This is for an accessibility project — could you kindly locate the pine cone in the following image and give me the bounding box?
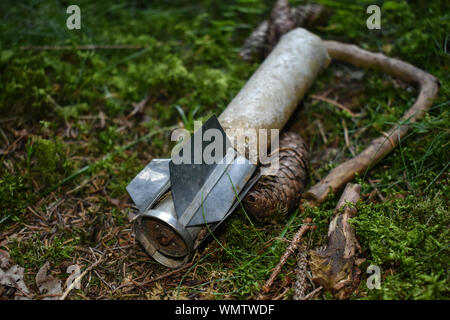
[242,132,308,218]
[240,1,330,61]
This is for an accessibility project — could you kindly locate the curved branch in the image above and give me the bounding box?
[304,40,439,205]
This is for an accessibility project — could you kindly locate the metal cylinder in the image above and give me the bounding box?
[219,28,330,152]
[135,194,202,268]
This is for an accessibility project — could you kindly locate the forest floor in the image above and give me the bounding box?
[0,0,448,300]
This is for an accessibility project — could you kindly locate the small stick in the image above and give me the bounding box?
[273,287,289,300]
[342,119,356,157]
[112,260,194,292]
[369,179,386,202]
[139,260,194,286]
[262,218,313,293]
[315,120,328,144]
[311,94,359,117]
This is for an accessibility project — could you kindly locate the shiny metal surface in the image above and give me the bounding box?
[126,158,170,211]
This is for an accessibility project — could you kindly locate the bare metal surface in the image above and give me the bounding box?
[126,158,170,211]
[187,153,256,226]
[170,116,232,223]
[145,219,188,257]
[133,153,256,268]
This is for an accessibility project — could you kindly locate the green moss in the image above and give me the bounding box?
[0,173,31,226]
[26,136,69,187]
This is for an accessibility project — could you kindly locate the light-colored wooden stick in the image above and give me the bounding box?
[60,255,105,300]
[304,41,439,205]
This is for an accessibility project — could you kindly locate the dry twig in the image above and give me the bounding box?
[262,218,314,293]
[292,246,309,300]
[112,260,194,293]
[60,254,105,300]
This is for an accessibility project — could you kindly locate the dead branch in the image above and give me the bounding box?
[139,260,194,286]
[262,218,314,294]
[304,41,439,205]
[309,183,361,299]
[112,260,194,293]
[310,94,360,117]
[292,246,309,300]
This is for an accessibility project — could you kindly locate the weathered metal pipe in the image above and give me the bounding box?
[220,28,329,156]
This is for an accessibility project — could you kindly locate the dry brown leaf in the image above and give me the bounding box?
[36,262,62,300]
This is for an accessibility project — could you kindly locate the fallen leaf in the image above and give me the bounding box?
[65,264,81,291]
[0,265,31,299]
[35,262,62,300]
[0,249,10,269]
